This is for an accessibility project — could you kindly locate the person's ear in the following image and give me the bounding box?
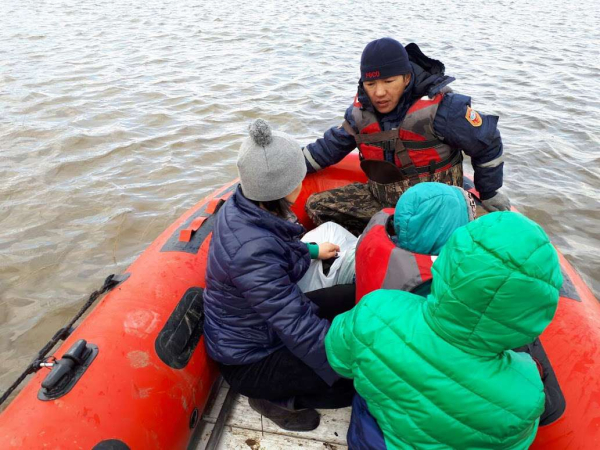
[404,74,412,86]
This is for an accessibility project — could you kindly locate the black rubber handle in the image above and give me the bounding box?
[63,339,88,364]
[41,339,89,390]
[41,358,76,390]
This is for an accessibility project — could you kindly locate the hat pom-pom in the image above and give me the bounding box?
[249,119,273,147]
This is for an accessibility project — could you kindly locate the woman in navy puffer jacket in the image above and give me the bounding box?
[204,119,355,432]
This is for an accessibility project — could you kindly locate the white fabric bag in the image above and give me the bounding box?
[297,222,358,293]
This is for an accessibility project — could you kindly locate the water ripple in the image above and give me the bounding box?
[1,0,599,390]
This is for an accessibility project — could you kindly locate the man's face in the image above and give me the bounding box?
[363,74,411,114]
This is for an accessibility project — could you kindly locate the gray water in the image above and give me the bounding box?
[1,0,599,394]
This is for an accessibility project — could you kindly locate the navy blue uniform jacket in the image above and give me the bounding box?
[203,186,339,385]
[304,44,504,199]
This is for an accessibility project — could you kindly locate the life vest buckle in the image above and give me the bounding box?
[398,165,419,178]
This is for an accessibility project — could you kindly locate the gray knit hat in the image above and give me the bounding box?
[237,119,307,202]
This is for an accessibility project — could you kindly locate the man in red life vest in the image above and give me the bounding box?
[303,38,510,235]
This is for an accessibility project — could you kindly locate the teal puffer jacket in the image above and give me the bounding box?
[393,181,473,255]
[326,212,563,449]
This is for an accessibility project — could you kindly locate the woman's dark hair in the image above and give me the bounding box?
[240,187,294,219]
[256,198,293,218]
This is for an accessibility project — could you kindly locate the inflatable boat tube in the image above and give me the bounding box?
[0,154,598,449]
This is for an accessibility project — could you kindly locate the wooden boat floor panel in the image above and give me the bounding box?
[194,384,351,449]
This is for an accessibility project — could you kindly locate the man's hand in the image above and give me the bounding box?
[318,242,341,260]
[481,191,511,212]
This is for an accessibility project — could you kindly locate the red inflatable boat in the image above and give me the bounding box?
[0,154,598,449]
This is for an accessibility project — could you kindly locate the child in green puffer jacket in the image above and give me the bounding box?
[326,211,563,449]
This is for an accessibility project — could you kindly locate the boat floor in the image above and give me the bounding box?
[193,382,351,449]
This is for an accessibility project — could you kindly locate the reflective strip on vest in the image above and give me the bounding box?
[355,209,434,303]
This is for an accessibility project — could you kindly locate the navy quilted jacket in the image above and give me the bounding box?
[203,186,339,385]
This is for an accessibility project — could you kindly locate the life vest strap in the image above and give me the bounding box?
[344,120,445,149]
[394,138,416,173]
[402,139,445,149]
[398,148,462,178]
[361,149,462,186]
[354,129,399,145]
[365,148,462,181]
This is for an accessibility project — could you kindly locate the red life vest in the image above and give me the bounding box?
[355,209,434,303]
[345,89,461,180]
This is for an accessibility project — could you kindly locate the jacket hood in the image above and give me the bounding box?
[394,183,471,255]
[405,43,455,97]
[356,42,455,118]
[424,212,563,355]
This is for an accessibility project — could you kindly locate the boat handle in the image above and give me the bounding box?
[38,339,99,401]
[41,339,89,390]
[179,217,207,243]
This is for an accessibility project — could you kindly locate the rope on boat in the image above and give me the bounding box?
[0,274,119,407]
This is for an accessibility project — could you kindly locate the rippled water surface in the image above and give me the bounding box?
[1,0,599,393]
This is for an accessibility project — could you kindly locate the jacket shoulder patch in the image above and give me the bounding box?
[465,106,482,127]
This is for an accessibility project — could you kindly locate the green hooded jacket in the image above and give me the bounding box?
[326,212,562,449]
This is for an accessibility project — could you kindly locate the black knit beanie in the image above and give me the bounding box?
[360,37,411,82]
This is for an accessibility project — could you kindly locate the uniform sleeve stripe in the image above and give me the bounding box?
[303,147,323,171]
[477,155,504,168]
